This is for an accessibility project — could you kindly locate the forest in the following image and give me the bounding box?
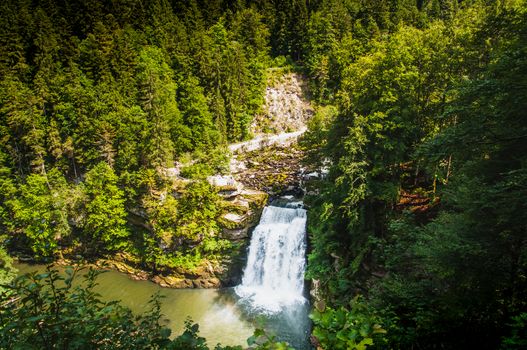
[1,0,526,349]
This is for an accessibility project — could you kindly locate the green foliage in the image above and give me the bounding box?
[247,328,294,350]
[141,179,228,271]
[7,169,71,258]
[501,313,527,350]
[0,267,176,349]
[82,162,130,252]
[0,267,292,350]
[0,245,17,294]
[300,105,337,165]
[176,181,219,241]
[0,0,271,270]
[304,1,527,349]
[2,1,527,348]
[179,147,230,180]
[310,297,387,350]
[169,319,209,350]
[137,46,181,167]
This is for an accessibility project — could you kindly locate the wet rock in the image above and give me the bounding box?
[192,278,221,288]
[240,190,268,210]
[152,275,193,288]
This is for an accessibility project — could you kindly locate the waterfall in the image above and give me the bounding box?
[235,205,307,314]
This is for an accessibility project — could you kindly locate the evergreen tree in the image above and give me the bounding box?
[137,46,182,167]
[82,162,129,252]
[7,169,70,258]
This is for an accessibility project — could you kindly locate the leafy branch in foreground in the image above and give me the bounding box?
[0,267,293,350]
[310,296,387,350]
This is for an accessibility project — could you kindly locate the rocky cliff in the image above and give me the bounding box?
[251,70,313,135]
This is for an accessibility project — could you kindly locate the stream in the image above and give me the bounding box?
[14,204,312,349]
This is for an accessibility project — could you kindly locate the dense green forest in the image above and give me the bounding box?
[0,0,275,270]
[1,0,526,349]
[301,0,527,349]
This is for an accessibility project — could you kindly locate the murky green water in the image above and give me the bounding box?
[14,263,311,349]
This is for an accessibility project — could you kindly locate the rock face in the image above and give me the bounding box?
[218,189,267,232]
[251,71,313,135]
[228,71,312,198]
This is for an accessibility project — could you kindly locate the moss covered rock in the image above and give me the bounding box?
[218,213,248,230]
[240,189,268,210]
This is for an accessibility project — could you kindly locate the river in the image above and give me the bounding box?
[14,205,312,349]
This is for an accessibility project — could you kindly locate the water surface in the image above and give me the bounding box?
[15,263,253,348]
[15,262,311,349]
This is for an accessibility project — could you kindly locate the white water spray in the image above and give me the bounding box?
[235,206,307,313]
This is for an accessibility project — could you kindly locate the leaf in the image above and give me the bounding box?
[159,327,171,338]
[372,324,387,334]
[354,337,373,350]
[253,328,265,337]
[247,335,257,346]
[359,323,371,337]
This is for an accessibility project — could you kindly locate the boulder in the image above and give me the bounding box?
[218,212,248,230]
[222,198,250,215]
[240,189,268,210]
[207,175,243,199]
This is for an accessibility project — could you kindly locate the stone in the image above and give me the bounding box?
[240,189,268,209]
[221,227,249,240]
[224,198,250,212]
[207,175,240,191]
[192,278,221,288]
[218,189,240,199]
[218,212,247,230]
[152,275,193,288]
[164,166,181,178]
[188,264,214,279]
[304,171,320,180]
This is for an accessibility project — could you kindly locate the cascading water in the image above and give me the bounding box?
[235,205,308,314]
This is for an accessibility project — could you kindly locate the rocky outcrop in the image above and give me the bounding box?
[251,71,313,135]
[152,275,195,288]
[230,143,306,197]
[216,181,268,241]
[228,70,312,198]
[92,251,243,289]
[228,128,306,154]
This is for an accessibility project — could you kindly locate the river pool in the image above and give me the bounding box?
[14,263,312,349]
